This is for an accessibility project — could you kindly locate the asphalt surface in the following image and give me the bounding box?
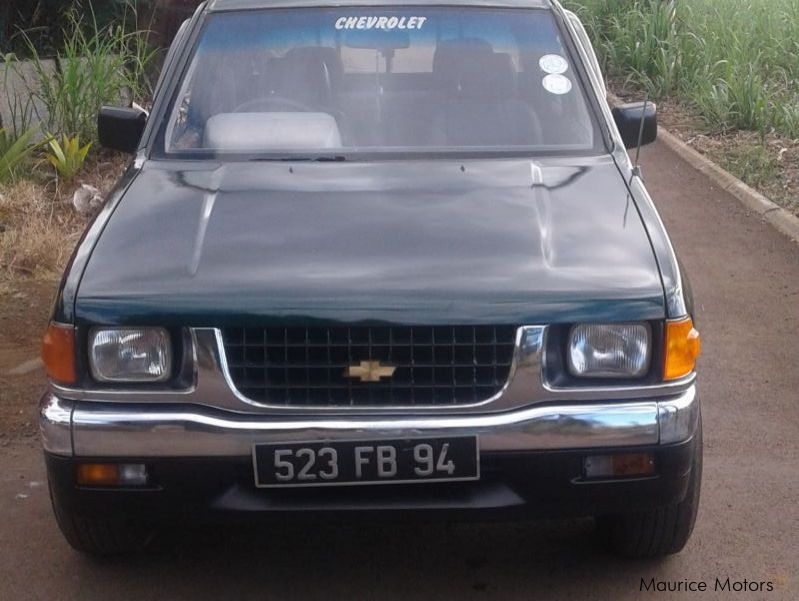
[1,140,798,600]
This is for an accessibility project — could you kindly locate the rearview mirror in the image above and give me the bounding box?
[98,106,147,154]
[612,101,657,149]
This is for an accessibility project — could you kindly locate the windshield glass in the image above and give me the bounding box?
[163,7,603,157]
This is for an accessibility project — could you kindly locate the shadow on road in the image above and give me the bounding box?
[64,519,668,599]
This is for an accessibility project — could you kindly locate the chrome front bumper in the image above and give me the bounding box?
[40,385,699,457]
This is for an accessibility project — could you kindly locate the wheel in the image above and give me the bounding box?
[49,483,156,556]
[597,417,702,558]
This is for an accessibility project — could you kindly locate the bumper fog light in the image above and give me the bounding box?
[76,463,148,487]
[584,453,654,478]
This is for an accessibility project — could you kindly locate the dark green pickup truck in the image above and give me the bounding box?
[40,0,702,558]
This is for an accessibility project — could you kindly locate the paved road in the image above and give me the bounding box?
[1,140,798,600]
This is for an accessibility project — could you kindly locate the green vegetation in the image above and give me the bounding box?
[16,3,155,141]
[715,143,779,191]
[0,1,154,185]
[1,1,156,280]
[566,0,799,138]
[0,0,156,56]
[45,134,92,181]
[0,128,38,184]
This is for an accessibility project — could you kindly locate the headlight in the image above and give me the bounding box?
[568,323,650,378]
[89,327,172,383]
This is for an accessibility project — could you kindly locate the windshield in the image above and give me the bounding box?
[162,7,603,158]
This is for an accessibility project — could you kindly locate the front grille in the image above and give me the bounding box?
[221,326,518,406]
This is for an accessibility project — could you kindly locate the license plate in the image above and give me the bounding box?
[253,436,479,488]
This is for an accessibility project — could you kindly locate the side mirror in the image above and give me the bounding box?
[612,101,657,149]
[98,106,147,154]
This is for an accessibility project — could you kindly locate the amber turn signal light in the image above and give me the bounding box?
[663,317,700,380]
[42,323,76,384]
[584,453,655,478]
[76,463,148,487]
[76,463,119,486]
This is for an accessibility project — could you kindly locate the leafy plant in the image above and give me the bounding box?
[45,134,93,181]
[16,1,157,141]
[0,127,37,184]
[566,0,799,138]
[2,53,37,138]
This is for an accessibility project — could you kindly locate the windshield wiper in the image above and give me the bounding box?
[249,155,347,162]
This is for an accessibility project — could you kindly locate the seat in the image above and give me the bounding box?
[431,52,542,147]
[259,48,351,142]
[432,38,494,92]
[264,54,334,109]
[283,47,344,94]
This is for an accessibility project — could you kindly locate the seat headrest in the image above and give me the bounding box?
[284,46,343,88]
[267,53,334,107]
[432,38,493,75]
[457,53,516,99]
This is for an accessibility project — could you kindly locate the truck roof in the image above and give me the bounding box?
[207,0,551,12]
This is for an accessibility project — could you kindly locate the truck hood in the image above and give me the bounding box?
[76,156,665,325]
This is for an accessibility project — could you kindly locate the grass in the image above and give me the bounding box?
[0,152,127,279]
[567,0,799,216]
[1,53,37,138]
[718,144,779,190]
[0,1,156,282]
[0,128,39,184]
[0,179,82,278]
[12,2,156,141]
[566,0,799,139]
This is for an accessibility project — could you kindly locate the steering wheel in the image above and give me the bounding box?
[233,96,316,113]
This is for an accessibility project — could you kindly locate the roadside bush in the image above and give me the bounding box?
[45,134,92,182]
[1,0,157,56]
[0,128,38,184]
[566,0,799,139]
[0,150,128,279]
[575,0,681,98]
[2,53,37,138]
[9,1,156,142]
[0,2,156,283]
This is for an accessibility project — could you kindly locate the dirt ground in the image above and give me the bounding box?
[0,278,54,438]
[0,153,127,438]
[0,140,798,599]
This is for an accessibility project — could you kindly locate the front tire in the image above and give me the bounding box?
[49,484,156,556]
[597,418,702,558]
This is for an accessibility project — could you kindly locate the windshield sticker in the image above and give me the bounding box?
[539,54,569,74]
[542,73,572,95]
[335,16,428,30]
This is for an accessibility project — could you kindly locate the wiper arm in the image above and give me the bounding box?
[249,155,347,162]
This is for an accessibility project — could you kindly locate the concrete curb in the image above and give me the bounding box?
[609,94,799,244]
[657,128,799,244]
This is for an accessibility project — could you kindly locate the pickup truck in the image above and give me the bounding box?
[40,0,702,557]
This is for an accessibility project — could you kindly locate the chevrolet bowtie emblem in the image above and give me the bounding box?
[343,360,396,382]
